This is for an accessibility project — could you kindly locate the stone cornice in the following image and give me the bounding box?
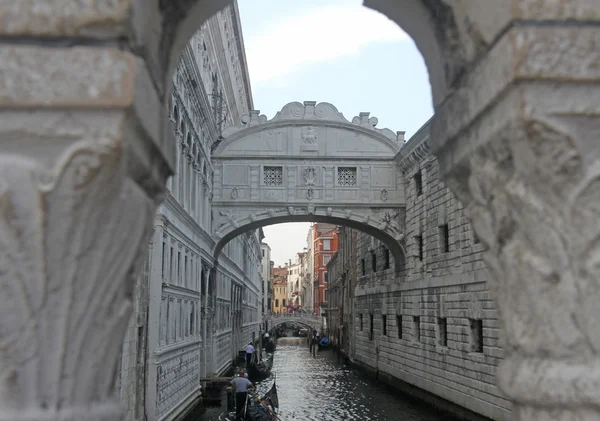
[231,1,254,111]
[397,118,432,174]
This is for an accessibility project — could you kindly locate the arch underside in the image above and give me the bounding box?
[213,209,406,272]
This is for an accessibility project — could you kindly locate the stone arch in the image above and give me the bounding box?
[267,319,316,333]
[160,0,472,107]
[213,211,406,273]
[5,2,596,421]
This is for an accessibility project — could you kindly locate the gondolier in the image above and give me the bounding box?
[245,342,255,367]
[231,370,253,421]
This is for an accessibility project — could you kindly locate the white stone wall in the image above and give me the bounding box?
[351,124,510,421]
[117,3,260,421]
[260,243,272,318]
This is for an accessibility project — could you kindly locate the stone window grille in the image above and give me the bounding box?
[413,316,421,342]
[397,315,403,339]
[469,319,484,352]
[414,236,424,261]
[414,170,423,196]
[437,317,448,347]
[383,248,390,270]
[337,167,357,186]
[439,224,450,253]
[382,315,387,336]
[264,166,283,185]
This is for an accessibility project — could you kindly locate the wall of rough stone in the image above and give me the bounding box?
[351,128,510,421]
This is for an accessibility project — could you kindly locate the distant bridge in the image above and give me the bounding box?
[265,313,321,332]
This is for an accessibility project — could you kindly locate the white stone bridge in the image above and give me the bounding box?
[265,313,322,332]
[211,101,407,270]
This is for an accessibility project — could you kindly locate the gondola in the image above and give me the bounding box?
[247,353,274,382]
[245,377,280,421]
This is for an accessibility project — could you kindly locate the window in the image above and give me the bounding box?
[275,299,279,307]
[437,318,448,347]
[439,224,450,253]
[162,242,166,278]
[413,316,421,342]
[383,248,390,270]
[469,319,484,352]
[177,252,181,283]
[190,305,195,335]
[264,166,283,185]
[360,314,363,331]
[397,315,403,339]
[414,170,423,196]
[323,272,328,283]
[371,253,377,272]
[170,247,174,281]
[472,225,480,244]
[361,259,366,276]
[282,299,286,307]
[382,315,387,336]
[415,236,424,261]
[369,314,374,340]
[262,250,265,257]
[337,167,357,186]
[184,256,188,287]
[324,290,328,302]
[323,255,331,265]
[323,240,331,251]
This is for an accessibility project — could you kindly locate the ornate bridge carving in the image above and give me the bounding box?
[211,101,407,270]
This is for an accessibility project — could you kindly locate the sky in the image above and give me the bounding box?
[237,0,433,266]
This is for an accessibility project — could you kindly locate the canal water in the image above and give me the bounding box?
[188,337,458,421]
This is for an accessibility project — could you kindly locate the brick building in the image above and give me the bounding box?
[309,223,339,316]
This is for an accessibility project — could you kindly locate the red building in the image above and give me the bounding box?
[311,223,339,316]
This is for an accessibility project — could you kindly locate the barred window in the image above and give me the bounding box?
[264,166,283,185]
[337,167,357,186]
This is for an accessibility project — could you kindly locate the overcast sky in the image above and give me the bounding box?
[237,0,433,266]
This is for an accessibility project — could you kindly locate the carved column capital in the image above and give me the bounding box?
[442,113,600,417]
[0,44,170,421]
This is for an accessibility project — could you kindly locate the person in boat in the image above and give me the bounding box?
[310,333,318,358]
[244,343,255,367]
[231,370,254,421]
[265,337,275,354]
[319,336,330,347]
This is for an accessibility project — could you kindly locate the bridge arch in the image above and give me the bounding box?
[213,209,406,272]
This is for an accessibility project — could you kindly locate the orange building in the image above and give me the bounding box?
[311,224,339,316]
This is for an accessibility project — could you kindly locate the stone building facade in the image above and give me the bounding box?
[260,242,272,319]
[340,121,509,421]
[116,4,263,421]
[326,226,358,354]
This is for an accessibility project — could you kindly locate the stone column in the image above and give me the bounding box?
[0,38,171,421]
[145,219,167,421]
[432,17,600,421]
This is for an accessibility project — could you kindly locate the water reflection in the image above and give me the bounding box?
[193,337,458,421]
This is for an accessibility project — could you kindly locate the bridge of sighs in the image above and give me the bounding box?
[211,101,407,270]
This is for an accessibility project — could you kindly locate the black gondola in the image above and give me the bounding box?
[245,377,279,420]
[247,353,274,382]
